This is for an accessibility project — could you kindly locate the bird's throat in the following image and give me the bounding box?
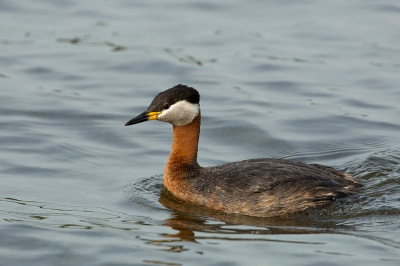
[164,112,201,183]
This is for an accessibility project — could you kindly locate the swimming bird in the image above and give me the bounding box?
[125,85,361,217]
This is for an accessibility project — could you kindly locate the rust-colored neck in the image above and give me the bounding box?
[164,112,201,187]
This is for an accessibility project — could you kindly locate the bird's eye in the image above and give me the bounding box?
[163,104,169,110]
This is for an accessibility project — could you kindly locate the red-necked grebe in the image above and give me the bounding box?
[125,84,361,217]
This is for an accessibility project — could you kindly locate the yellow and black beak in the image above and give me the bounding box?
[124,111,162,126]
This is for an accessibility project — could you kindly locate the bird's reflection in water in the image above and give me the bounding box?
[158,187,345,243]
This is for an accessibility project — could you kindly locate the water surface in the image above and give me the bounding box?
[1,0,400,265]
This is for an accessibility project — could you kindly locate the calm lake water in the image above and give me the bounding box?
[1,0,400,265]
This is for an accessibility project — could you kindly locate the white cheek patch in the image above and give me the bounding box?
[157,101,199,126]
